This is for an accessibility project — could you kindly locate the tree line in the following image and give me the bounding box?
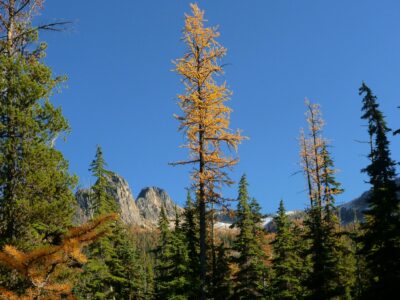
[0,1,399,299]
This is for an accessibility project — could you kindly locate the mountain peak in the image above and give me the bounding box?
[136,186,180,225]
[75,174,181,227]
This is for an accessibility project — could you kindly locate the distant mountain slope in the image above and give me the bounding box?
[338,178,400,224]
[75,174,399,229]
[75,173,180,227]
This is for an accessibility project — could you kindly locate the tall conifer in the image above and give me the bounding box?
[0,0,77,291]
[271,200,303,299]
[172,5,244,297]
[211,243,232,300]
[76,147,143,300]
[182,191,200,297]
[154,206,190,300]
[231,175,266,299]
[0,0,76,249]
[359,83,400,298]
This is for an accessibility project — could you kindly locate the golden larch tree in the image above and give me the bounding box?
[299,100,342,211]
[299,100,353,299]
[173,4,244,297]
[0,214,117,300]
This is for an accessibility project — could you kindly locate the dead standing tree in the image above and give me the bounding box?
[0,0,70,56]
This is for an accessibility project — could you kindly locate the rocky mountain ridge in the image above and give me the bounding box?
[76,173,180,228]
[76,173,399,229]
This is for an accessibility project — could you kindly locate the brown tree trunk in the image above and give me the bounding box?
[199,125,207,300]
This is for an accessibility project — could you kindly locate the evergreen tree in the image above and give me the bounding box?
[0,0,77,291]
[271,200,303,299]
[0,0,76,249]
[89,145,118,215]
[359,83,400,298]
[75,147,144,300]
[211,243,232,300]
[154,206,189,300]
[231,175,266,299]
[181,190,201,298]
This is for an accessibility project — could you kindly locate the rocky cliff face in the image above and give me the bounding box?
[106,174,145,225]
[75,173,180,227]
[136,187,180,226]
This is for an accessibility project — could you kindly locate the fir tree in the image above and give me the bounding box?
[211,243,232,300]
[271,200,303,299]
[359,83,400,298]
[154,206,189,300]
[76,148,144,300]
[89,145,118,215]
[231,175,266,299]
[181,190,201,298]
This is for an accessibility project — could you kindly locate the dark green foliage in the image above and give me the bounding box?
[210,243,232,300]
[75,148,146,299]
[0,21,76,250]
[359,83,400,298]
[300,101,356,299]
[304,146,355,299]
[231,175,267,299]
[347,218,369,299]
[76,222,146,299]
[89,145,118,216]
[271,200,303,299]
[154,206,190,300]
[181,191,201,298]
[0,4,77,291]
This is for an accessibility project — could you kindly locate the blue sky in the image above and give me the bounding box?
[38,0,400,212]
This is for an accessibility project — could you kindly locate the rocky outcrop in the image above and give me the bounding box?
[136,187,181,226]
[106,174,145,226]
[75,173,180,228]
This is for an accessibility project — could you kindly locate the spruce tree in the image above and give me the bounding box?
[211,243,232,300]
[76,147,144,300]
[154,206,189,300]
[89,145,118,215]
[231,175,266,299]
[181,191,201,298]
[271,200,302,299]
[359,83,400,298]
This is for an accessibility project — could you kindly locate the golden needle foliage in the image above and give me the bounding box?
[299,100,342,208]
[0,214,117,300]
[173,3,244,200]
